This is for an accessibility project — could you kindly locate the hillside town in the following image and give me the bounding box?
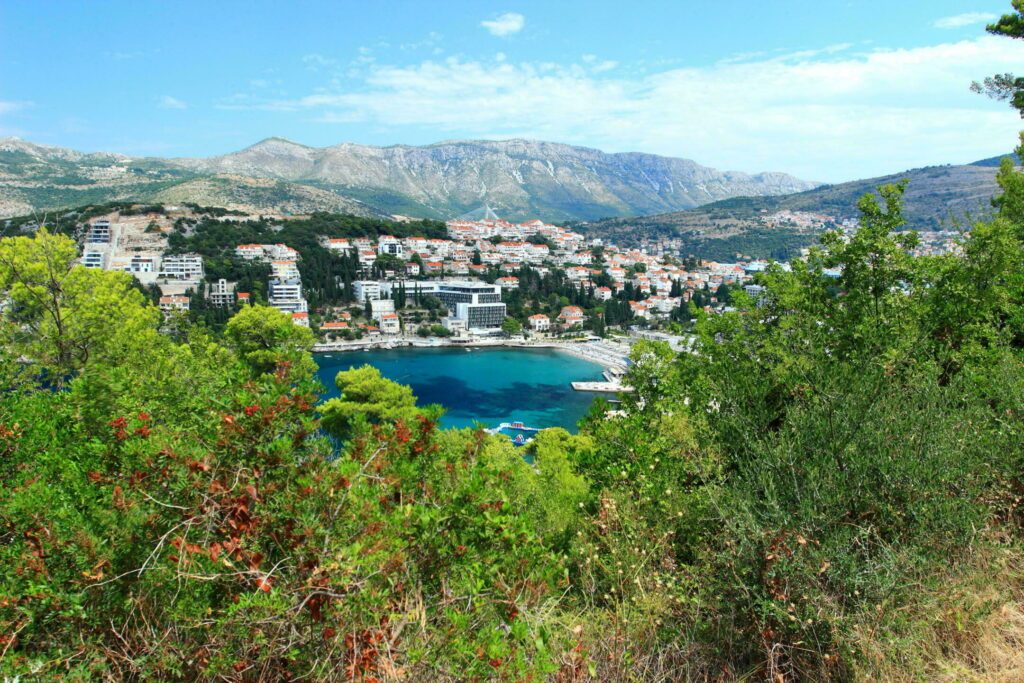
[69,208,798,348]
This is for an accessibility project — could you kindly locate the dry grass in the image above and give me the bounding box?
[854,545,1024,683]
[935,600,1024,682]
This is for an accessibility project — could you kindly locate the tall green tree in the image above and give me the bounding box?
[0,228,160,386]
[318,364,437,440]
[972,1,1024,116]
[223,304,315,379]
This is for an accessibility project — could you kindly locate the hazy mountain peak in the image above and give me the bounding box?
[244,136,313,152]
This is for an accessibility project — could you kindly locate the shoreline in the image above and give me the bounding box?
[313,336,630,372]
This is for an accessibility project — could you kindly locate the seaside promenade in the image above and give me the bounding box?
[313,335,631,371]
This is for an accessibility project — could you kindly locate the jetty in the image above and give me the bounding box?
[570,381,633,393]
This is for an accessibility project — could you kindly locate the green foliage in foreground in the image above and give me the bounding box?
[1,151,1024,680]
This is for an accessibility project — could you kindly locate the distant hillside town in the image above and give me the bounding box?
[33,202,965,351]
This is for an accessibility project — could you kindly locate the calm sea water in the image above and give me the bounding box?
[315,347,608,431]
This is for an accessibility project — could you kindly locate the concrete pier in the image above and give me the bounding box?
[570,381,633,393]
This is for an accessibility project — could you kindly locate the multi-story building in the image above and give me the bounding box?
[87,220,112,244]
[528,314,551,332]
[235,244,265,260]
[441,316,468,334]
[82,250,106,269]
[158,255,204,281]
[378,312,401,334]
[454,301,505,329]
[324,238,352,254]
[558,306,585,327]
[434,282,502,309]
[268,278,308,314]
[271,260,300,280]
[377,236,404,257]
[129,255,158,274]
[320,321,350,339]
[353,280,382,302]
[358,249,377,266]
[207,278,236,307]
[430,281,507,330]
[159,295,190,314]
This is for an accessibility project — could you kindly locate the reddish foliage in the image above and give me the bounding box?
[109,416,128,441]
[394,420,412,444]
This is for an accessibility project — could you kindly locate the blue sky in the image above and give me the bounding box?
[1,1,1021,181]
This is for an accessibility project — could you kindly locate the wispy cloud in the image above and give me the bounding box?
[481,12,525,37]
[302,53,338,70]
[105,50,144,60]
[157,95,187,110]
[933,12,997,29]
[244,36,1022,180]
[401,31,443,52]
[582,54,618,72]
[0,100,31,115]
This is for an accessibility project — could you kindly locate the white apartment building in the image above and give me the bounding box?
[268,278,308,314]
[378,312,401,334]
[324,238,352,253]
[82,250,106,269]
[130,255,157,273]
[235,244,265,260]
[158,255,204,281]
[496,276,519,290]
[370,298,395,316]
[377,236,404,257]
[353,280,382,302]
[268,244,299,261]
[87,220,112,244]
[271,260,300,280]
[528,314,551,332]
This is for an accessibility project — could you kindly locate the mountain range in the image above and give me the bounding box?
[0,137,817,221]
[575,153,1015,259]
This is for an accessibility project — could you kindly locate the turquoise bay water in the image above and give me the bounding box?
[315,347,608,431]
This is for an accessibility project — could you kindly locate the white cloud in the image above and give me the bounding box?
[0,101,31,115]
[157,95,187,110]
[933,12,998,29]
[481,12,525,37]
[401,32,443,51]
[302,53,338,70]
[581,54,618,72]
[232,36,1024,180]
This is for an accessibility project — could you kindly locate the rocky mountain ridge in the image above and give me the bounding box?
[0,136,817,221]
